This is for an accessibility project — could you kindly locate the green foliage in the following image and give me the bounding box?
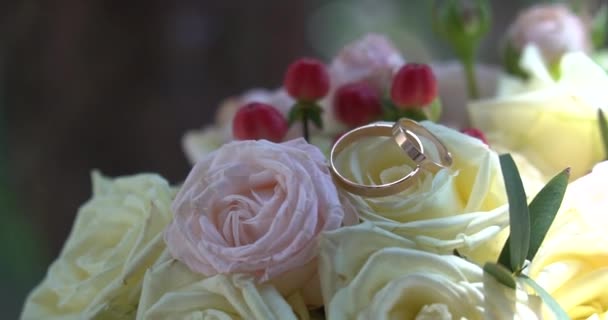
[526,168,570,261]
[483,262,516,289]
[432,0,491,59]
[592,4,608,49]
[488,154,571,319]
[288,102,324,129]
[598,109,608,160]
[497,154,530,273]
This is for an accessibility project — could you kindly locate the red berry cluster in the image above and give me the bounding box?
[232,58,331,143]
[231,56,441,143]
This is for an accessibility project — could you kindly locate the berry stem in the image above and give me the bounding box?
[463,58,479,100]
[302,111,310,143]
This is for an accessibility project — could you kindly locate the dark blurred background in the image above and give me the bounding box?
[0,0,583,317]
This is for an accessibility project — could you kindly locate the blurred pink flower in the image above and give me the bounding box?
[506,4,590,64]
[328,33,405,92]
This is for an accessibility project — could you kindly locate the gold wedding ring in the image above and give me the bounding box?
[329,119,453,198]
[392,118,453,172]
[329,121,423,197]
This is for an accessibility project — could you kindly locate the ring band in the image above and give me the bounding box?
[329,121,422,197]
[392,119,453,172]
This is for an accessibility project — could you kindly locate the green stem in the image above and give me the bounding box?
[302,111,310,142]
[463,58,479,100]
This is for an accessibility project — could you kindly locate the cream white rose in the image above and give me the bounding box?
[335,121,508,263]
[320,223,542,319]
[21,172,175,320]
[469,45,608,180]
[528,161,608,319]
[166,138,357,306]
[136,251,308,320]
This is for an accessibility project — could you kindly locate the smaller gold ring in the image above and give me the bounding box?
[329,121,422,197]
[392,119,453,172]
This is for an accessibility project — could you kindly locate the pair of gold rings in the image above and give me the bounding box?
[329,119,452,197]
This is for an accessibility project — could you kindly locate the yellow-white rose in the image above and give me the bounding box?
[528,161,608,319]
[320,223,542,319]
[469,45,608,180]
[136,251,309,320]
[21,172,175,320]
[335,121,508,263]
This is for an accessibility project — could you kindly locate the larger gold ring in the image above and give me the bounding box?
[392,118,453,172]
[329,121,422,197]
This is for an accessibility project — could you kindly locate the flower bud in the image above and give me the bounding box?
[284,58,330,101]
[390,63,438,109]
[432,0,491,59]
[505,4,591,65]
[232,102,288,142]
[333,82,382,127]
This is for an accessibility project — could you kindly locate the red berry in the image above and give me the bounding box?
[461,128,489,145]
[284,58,330,101]
[333,82,382,127]
[390,63,437,109]
[232,102,288,142]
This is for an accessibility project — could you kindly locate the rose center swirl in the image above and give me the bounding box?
[215,169,283,247]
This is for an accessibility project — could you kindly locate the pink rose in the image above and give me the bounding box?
[165,138,357,284]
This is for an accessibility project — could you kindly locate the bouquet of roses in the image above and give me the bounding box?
[21,1,608,319]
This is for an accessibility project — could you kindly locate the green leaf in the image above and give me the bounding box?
[497,237,511,270]
[395,108,428,122]
[548,58,562,81]
[592,4,608,49]
[502,42,529,79]
[483,262,516,289]
[422,98,442,122]
[497,154,530,273]
[519,275,570,320]
[527,168,570,261]
[305,103,324,130]
[380,97,398,121]
[598,109,608,160]
[287,105,303,127]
